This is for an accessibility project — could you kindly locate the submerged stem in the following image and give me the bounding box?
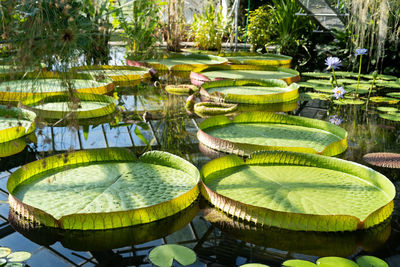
[356,55,363,96]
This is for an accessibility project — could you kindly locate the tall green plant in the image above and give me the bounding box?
[116,0,164,60]
[190,5,229,52]
[247,5,275,51]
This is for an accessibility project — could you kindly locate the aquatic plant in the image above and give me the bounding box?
[355,48,367,95]
[332,86,346,99]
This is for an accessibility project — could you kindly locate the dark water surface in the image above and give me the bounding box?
[0,74,400,267]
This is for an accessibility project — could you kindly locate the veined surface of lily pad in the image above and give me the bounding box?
[197,112,347,156]
[387,92,400,99]
[7,148,200,230]
[221,52,292,67]
[21,93,116,120]
[143,54,227,71]
[301,72,332,79]
[200,151,395,231]
[74,65,150,86]
[369,96,400,104]
[149,244,196,267]
[316,257,358,267]
[201,79,299,104]
[190,65,300,86]
[0,72,113,102]
[356,255,388,267]
[333,98,366,105]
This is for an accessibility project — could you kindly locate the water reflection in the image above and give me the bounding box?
[9,201,199,251]
[203,207,391,257]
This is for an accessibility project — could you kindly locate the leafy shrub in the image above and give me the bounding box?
[190,5,230,52]
[247,5,276,51]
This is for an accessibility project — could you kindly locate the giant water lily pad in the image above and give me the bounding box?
[220,52,292,67]
[200,151,395,231]
[200,79,299,104]
[190,65,300,86]
[197,112,347,156]
[21,93,116,121]
[0,105,36,157]
[129,54,227,73]
[8,148,200,230]
[0,72,113,102]
[74,65,150,86]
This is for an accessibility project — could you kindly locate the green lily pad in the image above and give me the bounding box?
[4,263,23,267]
[144,54,227,70]
[165,84,199,95]
[379,113,400,121]
[0,72,113,102]
[222,52,292,67]
[346,83,373,91]
[191,65,300,86]
[297,82,316,88]
[301,72,331,79]
[194,102,238,117]
[369,96,400,104]
[149,244,196,267]
[6,252,31,262]
[333,98,366,105]
[8,149,200,230]
[356,255,388,267]
[362,73,398,80]
[21,93,116,120]
[0,258,6,265]
[333,71,359,78]
[336,78,359,84]
[386,92,400,99]
[198,112,348,156]
[283,259,316,266]
[312,86,335,93]
[201,79,299,104]
[376,107,399,113]
[316,257,358,267]
[299,92,331,101]
[201,151,394,231]
[306,79,333,86]
[0,247,11,257]
[375,81,400,89]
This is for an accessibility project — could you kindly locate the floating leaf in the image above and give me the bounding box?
[198,112,348,156]
[333,98,365,105]
[0,72,113,102]
[301,72,331,79]
[221,52,292,67]
[194,102,238,117]
[362,73,398,81]
[386,92,400,99]
[297,82,316,88]
[379,113,400,121]
[191,65,300,86]
[21,93,116,121]
[73,65,150,86]
[306,79,333,86]
[4,263,23,267]
[299,92,331,101]
[376,107,399,113]
[8,149,200,230]
[6,251,31,262]
[0,247,11,257]
[369,96,400,104]
[282,259,316,266]
[316,257,358,266]
[363,152,400,169]
[149,244,196,267]
[0,258,6,265]
[201,79,299,104]
[201,151,394,231]
[141,54,227,71]
[356,255,388,267]
[165,84,199,95]
[333,71,359,78]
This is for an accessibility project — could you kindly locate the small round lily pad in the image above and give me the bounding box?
[356,255,388,267]
[282,259,316,266]
[6,251,31,262]
[369,96,400,104]
[387,92,400,99]
[149,244,196,267]
[376,107,399,113]
[0,247,11,257]
[379,113,400,121]
[316,257,358,267]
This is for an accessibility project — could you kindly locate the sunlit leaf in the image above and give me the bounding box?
[0,247,11,258]
[283,259,317,266]
[201,151,395,231]
[6,251,31,262]
[316,256,358,266]
[356,255,388,267]
[149,244,196,267]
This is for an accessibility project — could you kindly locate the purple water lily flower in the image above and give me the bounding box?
[332,86,346,99]
[355,48,368,56]
[325,56,342,70]
[329,115,343,125]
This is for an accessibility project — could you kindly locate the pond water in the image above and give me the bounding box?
[1,67,400,266]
